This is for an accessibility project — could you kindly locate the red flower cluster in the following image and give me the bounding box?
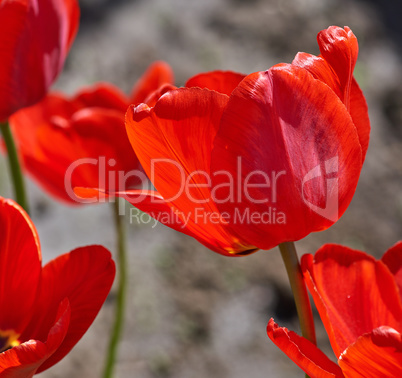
[10,61,174,204]
[268,243,402,377]
[78,26,369,256]
[0,0,79,121]
[0,197,115,375]
[0,1,119,376]
[1,1,378,374]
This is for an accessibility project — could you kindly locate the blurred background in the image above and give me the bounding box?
[1,0,402,376]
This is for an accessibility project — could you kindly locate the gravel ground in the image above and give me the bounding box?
[1,0,402,377]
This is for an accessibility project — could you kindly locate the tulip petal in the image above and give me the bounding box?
[143,84,177,107]
[382,241,402,297]
[130,61,174,105]
[63,0,80,51]
[74,83,129,112]
[0,299,70,377]
[71,107,141,189]
[75,185,252,256]
[292,53,341,98]
[126,88,227,205]
[317,26,358,108]
[0,0,79,119]
[0,0,30,120]
[315,27,370,161]
[348,78,370,161]
[301,245,402,358]
[267,319,343,377]
[11,99,139,204]
[11,95,88,204]
[125,88,253,255]
[292,52,370,161]
[10,93,80,160]
[21,246,115,372]
[338,326,402,377]
[185,71,246,96]
[211,64,362,250]
[0,198,41,334]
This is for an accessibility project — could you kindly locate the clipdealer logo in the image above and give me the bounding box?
[64,155,340,223]
[302,156,338,222]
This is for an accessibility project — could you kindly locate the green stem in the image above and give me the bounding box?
[103,199,127,378]
[278,241,316,345]
[0,121,30,214]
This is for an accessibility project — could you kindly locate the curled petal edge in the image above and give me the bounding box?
[267,319,344,377]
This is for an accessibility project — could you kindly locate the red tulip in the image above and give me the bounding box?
[209,26,369,251]
[76,71,254,256]
[0,0,80,121]
[267,242,402,377]
[10,61,174,204]
[76,26,369,256]
[0,196,115,375]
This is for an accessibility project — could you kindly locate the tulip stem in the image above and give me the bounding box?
[0,121,30,214]
[103,199,127,378]
[278,241,316,346]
